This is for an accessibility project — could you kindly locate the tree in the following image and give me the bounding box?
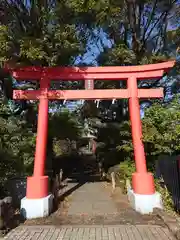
[0,98,36,190]
[70,0,179,120]
[142,94,180,156]
[115,94,180,169]
[0,0,95,116]
[0,0,88,67]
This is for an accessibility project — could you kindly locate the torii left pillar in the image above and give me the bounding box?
[21,74,54,219]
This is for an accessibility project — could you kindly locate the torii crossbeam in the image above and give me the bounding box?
[5,61,175,218]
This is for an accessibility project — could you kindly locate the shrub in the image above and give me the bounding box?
[117,160,174,212]
[118,159,136,193]
[154,178,174,212]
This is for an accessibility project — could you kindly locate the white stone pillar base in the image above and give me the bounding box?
[20,194,54,219]
[127,189,163,214]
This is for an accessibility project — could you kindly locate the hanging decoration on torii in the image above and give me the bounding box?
[4,60,175,218]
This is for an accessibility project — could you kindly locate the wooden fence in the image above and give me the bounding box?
[155,154,180,211]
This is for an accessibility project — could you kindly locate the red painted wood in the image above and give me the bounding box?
[33,97,48,176]
[13,88,163,100]
[12,69,164,80]
[6,60,174,73]
[128,76,155,194]
[26,176,48,199]
[26,76,49,199]
[47,60,175,73]
[128,76,147,173]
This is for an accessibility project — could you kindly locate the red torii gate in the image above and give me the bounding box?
[6,61,174,217]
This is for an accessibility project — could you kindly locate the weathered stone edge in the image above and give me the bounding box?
[154,208,180,239]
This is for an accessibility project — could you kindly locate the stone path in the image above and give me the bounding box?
[3,180,177,239]
[67,182,117,215]
[20,180,166,226]
[4,225,176,240]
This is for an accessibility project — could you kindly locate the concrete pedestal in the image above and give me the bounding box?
[127,189,163,214]
[20,194,54,219]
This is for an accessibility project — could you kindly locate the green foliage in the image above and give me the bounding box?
[46,111,83,172]
[95,0,179,65]
[116,95,180,160]
[0,102,83,190]
[155,178,174,212]
[0,25,12,65]
[0,1,87,66]
[117,159,136,193]
[114,96,180,210]
[93,0,179,100]
[97,44,136,66]
[0,100,36,187]
[118,159,174,211]
[49,111,82,140]
[1,0,178,68]
[142,95,180,155]
[119,160,136,181]
[18,24,82,66]
[116,121,133,155]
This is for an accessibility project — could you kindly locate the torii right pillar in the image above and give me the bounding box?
[126,61,175,214]
[128,76,154,195]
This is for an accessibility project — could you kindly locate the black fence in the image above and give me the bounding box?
[155,154,180,211]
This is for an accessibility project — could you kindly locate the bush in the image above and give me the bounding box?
[0,101,36,193]
[118,159,136,193]
[154,178,174,212]
[115,96,180,212]
[119,159,136,180]
[117,160,174,212]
